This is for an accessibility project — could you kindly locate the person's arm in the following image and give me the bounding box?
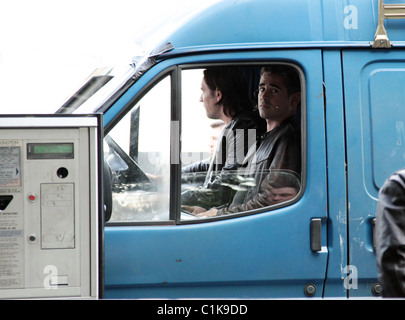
[376,171,405,297]
[181,158,211,173]
[218,132,301,215]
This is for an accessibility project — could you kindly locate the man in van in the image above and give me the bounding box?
[183,65,301,216]
[181,66,265,209]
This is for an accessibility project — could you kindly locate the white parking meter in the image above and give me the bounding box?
[0,115,103,299]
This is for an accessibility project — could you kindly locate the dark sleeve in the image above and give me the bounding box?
[181,158,211,174]
[376,171,405,297]
[267,127,301,174]
[208,116,261,188]
[218,132,301,215]
[214,114,262,173]
[218,174,276,214]
[221,127,257,171]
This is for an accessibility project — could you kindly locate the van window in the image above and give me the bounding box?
[106,75,171,222]
[104,64,303,224]
[180,65,302,220]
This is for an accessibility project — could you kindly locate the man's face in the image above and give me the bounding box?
[267,186,298,204]
[261,175,299,205]
[258,72,299,121]
[209,125,223,155]
[200,77,222,120]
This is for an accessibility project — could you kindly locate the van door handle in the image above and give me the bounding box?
[310,218,322,252]
[372,218,376,252]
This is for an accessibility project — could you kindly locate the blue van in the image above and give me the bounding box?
[61,0,405,298]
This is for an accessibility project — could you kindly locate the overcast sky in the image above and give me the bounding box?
[0,0,221,114]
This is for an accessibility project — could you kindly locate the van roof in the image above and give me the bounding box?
[157,0,405,56]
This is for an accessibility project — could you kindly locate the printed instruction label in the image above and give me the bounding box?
[0,211,24,288]
[0,141,21,187]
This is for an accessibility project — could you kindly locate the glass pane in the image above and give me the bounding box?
[106,76,171,222]
[180,65,302,220]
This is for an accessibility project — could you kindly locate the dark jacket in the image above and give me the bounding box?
[217,116,301,215]
[182,110,265,174]
[376,168,405,297]
[181,110,265,208]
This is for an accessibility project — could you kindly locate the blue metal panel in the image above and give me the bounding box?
[154,0,405,55]
[322,50,348,297]
[369,68,405,187]
[343,49,405,297]
[105,206,325,298]
[103,49,328,298]
[165,0,322,48]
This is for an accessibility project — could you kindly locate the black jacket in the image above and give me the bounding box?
[376,168,405,297]
[218,116,301,215]
[181,110,266,208]
[182,110,265,174]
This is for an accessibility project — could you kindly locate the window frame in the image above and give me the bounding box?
[105,67,178,226]
[104,61,306,226]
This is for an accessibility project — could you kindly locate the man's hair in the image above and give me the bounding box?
[203,67,253,117]
[260,65,301,95]
[267,170,301,192]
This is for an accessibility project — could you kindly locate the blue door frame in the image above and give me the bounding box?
[103,49,331,299]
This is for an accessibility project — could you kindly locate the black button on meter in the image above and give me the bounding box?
[57,167,69,179]
[0,195,13,210]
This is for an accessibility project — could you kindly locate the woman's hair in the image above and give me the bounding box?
[203,67,253,117]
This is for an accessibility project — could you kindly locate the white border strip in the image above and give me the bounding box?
[0,117,98,128]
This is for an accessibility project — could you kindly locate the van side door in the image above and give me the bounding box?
[342,49,405,297]
[103,49,330,298]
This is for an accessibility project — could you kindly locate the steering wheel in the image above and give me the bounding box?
[104,135,152,185]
